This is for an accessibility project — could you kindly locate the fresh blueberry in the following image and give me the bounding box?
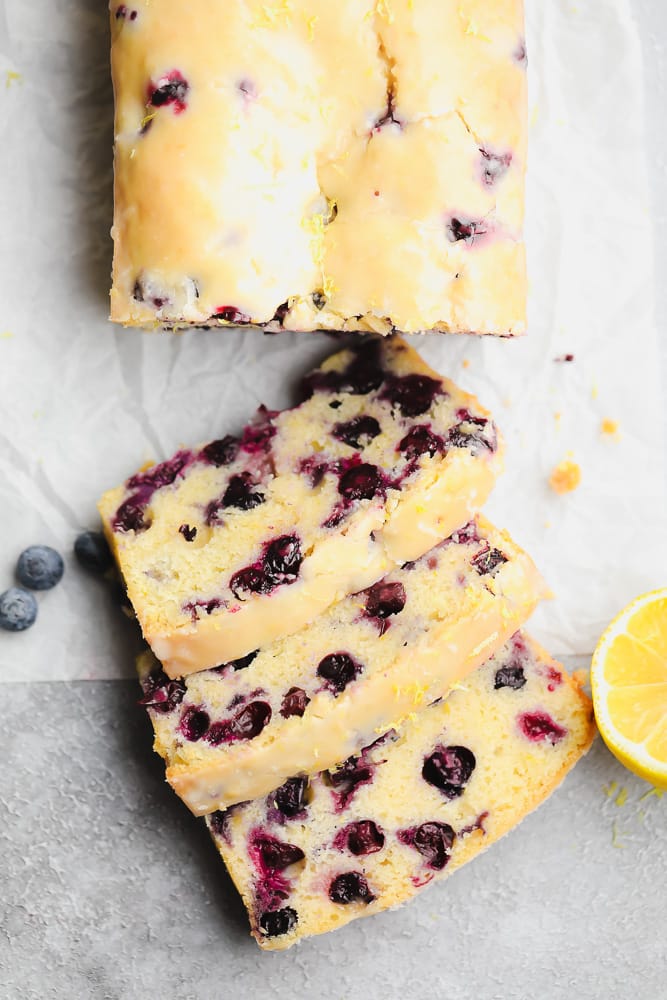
[206,701,272,745]
[398,822,455,870]
[338,463,385,502]
[333,416,381,450]
[317,652,362,694]
[280,687,310,718]
[74,531,113,574]
[422,745,476,799]
[258,907,298,937]
[381,374,442,418]
[274,776,309,817]
[0,588,38,632]
[16,545,64,591]
[494,662,526,690]
[334,820,385,856]
[126,452,192,492]
[328,872,375,905]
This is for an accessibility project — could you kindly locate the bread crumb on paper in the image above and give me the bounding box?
[549,459,581,495]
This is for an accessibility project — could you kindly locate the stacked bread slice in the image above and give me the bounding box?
[99,338,594,949]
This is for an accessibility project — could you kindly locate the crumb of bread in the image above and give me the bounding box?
[601,418,619,438]
[549,459,581,494]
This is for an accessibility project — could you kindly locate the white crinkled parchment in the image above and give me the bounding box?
[0,0,665,681]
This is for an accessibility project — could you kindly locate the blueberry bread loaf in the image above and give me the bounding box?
[137,515,548,814]
[100,338,504,677]
[109,0,526,334]
[205,633,594,949]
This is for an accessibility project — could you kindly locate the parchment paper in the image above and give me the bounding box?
[0,0,665,682]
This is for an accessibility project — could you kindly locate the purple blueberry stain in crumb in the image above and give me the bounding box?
[459,810,490,838]
[138,668,186,713]
[449,520,482,546]
[179,706,210,742]
[325,754,374,811]
[205,473,265,521]
[263,535,303,585]
[179,523,197,542]
[258,907,298,937]
[113,451,193,534]
[182,596,223,623]
[333,415,381,450]
[317,652,363,695]
[448,408,497,454]
[328,872,375,905]
[333,820,385,857]
[208,809,232,842]
[115,5,137,20]
[471,546,508,577]
[519,711,567,744]
[381,374,443,418]
[206,701,272,745]
[132,277,169,308]
[273,776,309,818]
[240,409,277,454]
[398,425,445,461]
[422,745,476,799]
[398,822,455,871]
[237,78,257,101]
[544,665,563,692]
[299,456,329,488]
[480,148,512,187]
[494,661,526,690]
[514,39,528,65]
[554,353,575,363]
[302,340,385,399]
[280,687,310,719]
[338,463,386,502]
[214,305,251,324]
[199,435,239,467]
[446,216,491,246]
[148,70,190,113]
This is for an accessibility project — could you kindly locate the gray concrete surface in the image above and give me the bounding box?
[1,2,666,998]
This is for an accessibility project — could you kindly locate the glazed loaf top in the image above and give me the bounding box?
[109,0,526,334]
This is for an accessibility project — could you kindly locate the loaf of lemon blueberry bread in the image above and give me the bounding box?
[137,515,548,814]
[109,0,526,334]
[101,338,504,678]
[203,632,594,949]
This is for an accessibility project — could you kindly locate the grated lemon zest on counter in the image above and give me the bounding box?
[614,786,628,808]
[6,70,22,88]
[639,787,664,802]
[0,330,13,339]
[603,780,618,798]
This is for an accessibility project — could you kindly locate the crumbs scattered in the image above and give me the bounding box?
[614,786,629,808]
[591,382,599,400]
[554,353,574,363]
[601,418,620,439]
[549,459,581,495]
[462,359,470,370]
[6,70,22,89]
[603,780,618,798]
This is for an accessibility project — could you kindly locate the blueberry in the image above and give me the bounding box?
[334,820,385,856]
[333,416,381,450]
[338,463,385,502]
[328,872,375,905]
[230,566,271,599]
[206,701,272,745]
[74,531,113,574]
[229,650,258,671]
[255,837,305,871]
[179,524,197,542]
[16,545,64,591]
[138,668,186,713]
[280,687,310,719]
[258,907,298,937]
[446,217,489,245]
[179,706,210,741]
[214,306,251,324]
[471,546,507,576]
[326,755,374,809]
[208,810,231,840]
[494,662,526,690]
[0,588,38,632]
[263,535,302,584]
[422,745,476,799]
[222,474,265,511]
[398,822,455,870]
[480,149,512,187]
[149,71,189,112]
[317,652,362,694]
[364,581,406,620]
[200,435,239,467]
[274,776,309,817]
[381,374,442,417]
[398,425,445,460]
